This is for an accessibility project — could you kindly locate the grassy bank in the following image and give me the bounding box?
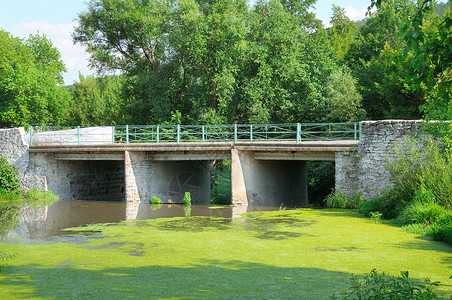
[1,209,451,299]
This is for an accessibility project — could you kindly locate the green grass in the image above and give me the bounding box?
[0,209,451,299]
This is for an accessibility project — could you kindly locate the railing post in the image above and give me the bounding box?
[29,126,33,146]
[77,126,80,145]
[250,125,253,141]
[354,122,357,140]
[359,121,362,142]
[126,125,129,144]
[234,124,237,143]
[157,125,159,143]
[297,123,301,144]
[202,125,205,142]
[177,124,180,144]
[112,126,115,143]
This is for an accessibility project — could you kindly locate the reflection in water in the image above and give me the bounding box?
[2,200,281,240]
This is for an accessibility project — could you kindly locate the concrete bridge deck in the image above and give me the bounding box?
[29,140,359,162]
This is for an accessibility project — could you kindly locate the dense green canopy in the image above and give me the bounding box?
[72,0,364,125]
[0,30,71,127]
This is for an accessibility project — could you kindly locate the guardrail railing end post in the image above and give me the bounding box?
[296,123,301,144]
[126,125,129,145]
[77,126,81,145]
[157,125,160,143]
[29,126,33,146]
[177,124,181,144]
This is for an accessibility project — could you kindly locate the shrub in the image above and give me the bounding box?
[325,190,362,209]
[396,187,446,225]
[359,195,400,219]
[402,223,432,235]
[0,157,19,191]
[370,211,382,223]
[428,212,452,245]
[384,137,452,211]
[334,269,440,299]
[183,192,191,205]
[149,196,162,204]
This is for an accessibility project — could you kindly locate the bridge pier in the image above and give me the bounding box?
[231,149,308,207]
[124,151,211,204]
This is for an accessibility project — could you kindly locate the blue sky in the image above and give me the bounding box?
[1,0,371,85]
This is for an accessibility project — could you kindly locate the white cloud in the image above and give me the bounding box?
[8,21,93,85]
[316,16,332,28]
[344,3,375,21]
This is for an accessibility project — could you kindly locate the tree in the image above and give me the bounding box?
[0,30,71,127]
[345,0,423,120]
[73,0,364,125]
[369,0,452,120]
[327,5,359,61]
[69,74,127,126]
[325,68,365,122]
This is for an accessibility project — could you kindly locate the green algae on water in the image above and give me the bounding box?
[0,209,451,299]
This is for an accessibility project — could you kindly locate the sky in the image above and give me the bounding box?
[0,0,371,85]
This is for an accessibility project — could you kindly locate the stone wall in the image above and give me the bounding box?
[337,120,422,200]
[335,152,359,197]
[0,127,29,173]
[0,128,47,191]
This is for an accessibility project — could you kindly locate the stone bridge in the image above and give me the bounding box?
[0,120,422,207]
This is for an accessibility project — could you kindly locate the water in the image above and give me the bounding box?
[2,200,281,240]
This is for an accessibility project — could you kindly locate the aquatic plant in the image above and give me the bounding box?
[26,188,59,208]
[149,196,162,204]
[370,211,382,223]
[183,192,191,205]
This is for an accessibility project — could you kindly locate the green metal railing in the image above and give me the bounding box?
[29,122,360,146]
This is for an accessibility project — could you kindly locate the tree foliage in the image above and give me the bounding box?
[343,0,424,120]
[68,74,127,126]
[369,0,452,120]
[73,0,363,125]
[0,30,71,127]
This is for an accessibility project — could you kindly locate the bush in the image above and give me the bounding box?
[334,269,440,299]
[0,157,19,191]
[359,195,401,219]
[396,187,446,225]
[149,196,162,204]
[384,137,452,211]
[325,190,362,209]
[428,212,452,245]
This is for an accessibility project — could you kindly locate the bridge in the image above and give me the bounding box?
[0,120,420,207]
